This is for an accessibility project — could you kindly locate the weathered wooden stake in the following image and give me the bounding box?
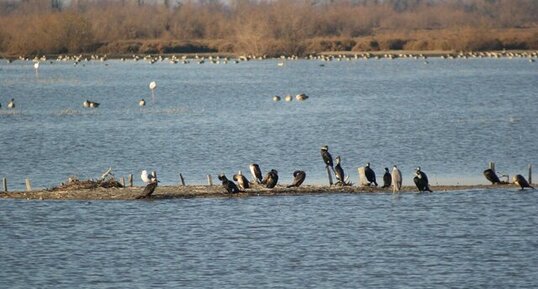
[529,164,532,184]
[128,174,133,187]
[489,161,495,171]
[120,177,126,187]
[325,166,333,186]
[25,178,32,192]
[152,171,157,181]
[207,174,213,186]
[2,177,7,192]
[179,173,185,186]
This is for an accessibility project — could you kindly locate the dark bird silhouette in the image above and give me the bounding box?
[287,170,306,188]
[513,174,534,190]
[382,167,392,188]
[364,162,378,186]
[320,145,335,173]
[136,181,158,199]
[334,156,347,185]
[414,167,432,192]
[483,169,501,184]
[233,171,250,190]
[262,169,279,188]
[218,174,241,194]
[249,163,263,184]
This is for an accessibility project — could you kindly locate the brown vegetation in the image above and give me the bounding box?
[0,0,537,57]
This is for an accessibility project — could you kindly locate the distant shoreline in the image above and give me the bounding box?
[0,183,526,201]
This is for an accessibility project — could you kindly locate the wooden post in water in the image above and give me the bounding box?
[179,173,185,186]
[325,166,333,186]
[128,174,133,187]
[25,178,32,192]
[207,175,213,186]
[489,162,495,171]
[529,164,532,184]
[152,171,157,181]
[2,178,7,192]
[120,177,126,187]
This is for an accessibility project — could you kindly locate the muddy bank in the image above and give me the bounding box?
[0,183,518,201]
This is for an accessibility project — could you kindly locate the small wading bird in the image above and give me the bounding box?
[364,162,378,186]
[382,167,392,188]
[513,174,534,190]
[249,163,263,184]
[233,171,250,190]
[262,169,279,188]
[483,168,501,184]
[391,165,402,193]
[413,167,432,192]
[287,170,306,188]
[218,174,241,194]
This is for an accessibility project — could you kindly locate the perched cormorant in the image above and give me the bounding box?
[218,174,240,194]
[320,145,335,173]
[513,174,534,190]
[483,169,501,184]
[414,167,432,192]
[364,163,378,186]
[287,170,306,188]
[136,181,158,199]
[262,169,279,188]
[382,167,391,188]
[334,156,346,185]
[391,165,402,193]
[233,171,250,190]
[249,163,263,184]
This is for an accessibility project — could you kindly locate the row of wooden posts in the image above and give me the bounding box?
[0,164,533,193]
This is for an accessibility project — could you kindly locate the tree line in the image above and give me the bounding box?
[0,0,537,57]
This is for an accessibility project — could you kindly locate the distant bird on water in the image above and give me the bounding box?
[218,174,241,194]
[513,174,534,190]
[287,170,306,188]
[149,81,157,102]
[382,167,391,188]
[83,100,99,108]
[391,165,402,193]
[249,163,263,184]
[273,95,281,102]
[296,93,309,101]
[7,98,15,109]
[413,167,432,192]
[483,168,501,184]
[139,99,146,107]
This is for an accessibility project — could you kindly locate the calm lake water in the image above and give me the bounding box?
[0,57,537,189]
[1,189,537,288]
[1,57,537,288]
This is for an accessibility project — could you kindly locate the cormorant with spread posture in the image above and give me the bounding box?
[364,163,378,186]
[413,167,432,192]
[483,168,501,184]
[136,181,159,199]
[262,169,279,188]
[382,167,392,188]
[249,163,263,184]
[218,174,241,194]
[513,174,534,190]
[233,171,250,190]
[287,170,306,188]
